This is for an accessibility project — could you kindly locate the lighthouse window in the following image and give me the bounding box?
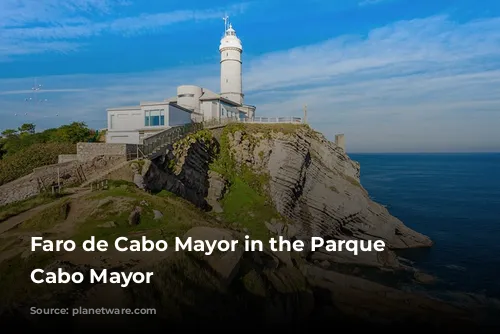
[226,52,228,56]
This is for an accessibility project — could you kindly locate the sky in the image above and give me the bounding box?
[0,0,499,153]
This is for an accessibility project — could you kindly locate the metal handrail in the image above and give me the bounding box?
[140,116,302,158]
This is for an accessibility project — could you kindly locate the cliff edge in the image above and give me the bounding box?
[2,123,496,330]
[139,123,431,268]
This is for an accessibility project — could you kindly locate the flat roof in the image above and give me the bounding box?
[107,106,140,111]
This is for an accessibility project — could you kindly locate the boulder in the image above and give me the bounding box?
[183,226,244,285]
[153,210,163,220]
[128,206,142,226]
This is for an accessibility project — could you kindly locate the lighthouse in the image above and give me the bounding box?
[219,15,243,106]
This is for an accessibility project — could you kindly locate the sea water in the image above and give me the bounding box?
[350,153,500,299]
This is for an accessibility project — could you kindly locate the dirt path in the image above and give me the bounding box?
[0,189,91,236]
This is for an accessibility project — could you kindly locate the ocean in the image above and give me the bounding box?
[350,153,500,299]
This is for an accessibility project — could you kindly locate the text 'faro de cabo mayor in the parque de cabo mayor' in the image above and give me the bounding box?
[29,235,386,287]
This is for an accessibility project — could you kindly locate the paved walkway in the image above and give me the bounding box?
[0,189,91,235]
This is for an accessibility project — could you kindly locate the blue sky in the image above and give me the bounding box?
[0,0,499,152]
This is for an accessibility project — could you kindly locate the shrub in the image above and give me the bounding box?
[0,142,76,186]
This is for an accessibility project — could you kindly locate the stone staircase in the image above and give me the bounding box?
[78,160,132,189]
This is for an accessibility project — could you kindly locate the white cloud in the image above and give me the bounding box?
[0,0,249,59]
[0,14,499,152]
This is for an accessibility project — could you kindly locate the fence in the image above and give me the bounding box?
[140,118,239,158]
[243,116,303,124]
[139,116,303,159]
[90,179,109,191]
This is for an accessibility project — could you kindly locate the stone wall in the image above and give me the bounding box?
[58,154,78,164]
[0,141,140,206]
[0,174,40,206]
[0,155,126,206]
[76,143,138,161]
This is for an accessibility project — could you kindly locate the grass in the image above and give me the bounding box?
[345,175,362,188]
[329,185,340,193]
[241,269,267,297]
[203,123,296,242]
[0,184,219,307]
[74,185,211,245]
[0,252,57,306]
[129,159,146,173]
[220,178,278,242]
[0,193,65,223]
[224,123,308,137]
[19,198,71,231]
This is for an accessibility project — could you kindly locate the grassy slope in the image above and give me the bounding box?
[0,142,76,186]
[209,123,307,241]
[0,123,306,307]
[0,181,220,305]
[0,193,65,222]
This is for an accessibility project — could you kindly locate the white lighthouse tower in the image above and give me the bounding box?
[219,15,243,106]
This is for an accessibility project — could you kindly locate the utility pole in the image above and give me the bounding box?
[303,104,308,124]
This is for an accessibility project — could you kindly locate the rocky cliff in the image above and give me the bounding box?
[137,123,431,268]
[1,123,497,331]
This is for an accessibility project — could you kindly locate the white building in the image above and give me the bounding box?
[106,17,256,144]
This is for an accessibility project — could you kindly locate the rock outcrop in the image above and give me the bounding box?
[223,126,431,250]
[139,131,217,210]
[1,152,498,331]
[139,124,431,268]
[6,225,484,331]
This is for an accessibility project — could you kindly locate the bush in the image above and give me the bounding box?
[0,142,76,186]
[0,122,92,158]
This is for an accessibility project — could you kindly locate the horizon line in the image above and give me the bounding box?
[348,151,500,154]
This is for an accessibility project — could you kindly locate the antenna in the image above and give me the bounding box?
[223,14,229,32]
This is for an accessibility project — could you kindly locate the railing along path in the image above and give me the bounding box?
[140,116,303,159]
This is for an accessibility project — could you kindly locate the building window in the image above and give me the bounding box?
[226,79,228,83]
[144,109,165,127]
[178,94,195,98]
[110,115,115,129]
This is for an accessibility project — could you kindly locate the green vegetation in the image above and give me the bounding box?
[129,159,146,173]
[345,175,361,187]
[169,130,218,172]
[219,178,277,240]
[0,123,320,309]
[329,185,340,193]
[207,123,302,239]
[173,129,214,150]
[19,198,71,231]
[0,122,95,186]
[0,122,93,158]
[75,184,209,244]
[210,123,291,194]
[0,142,76,186]
[223,122,308,137]
[0,252,57,306]
[241,269,267,297]
[0,193,66,222]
